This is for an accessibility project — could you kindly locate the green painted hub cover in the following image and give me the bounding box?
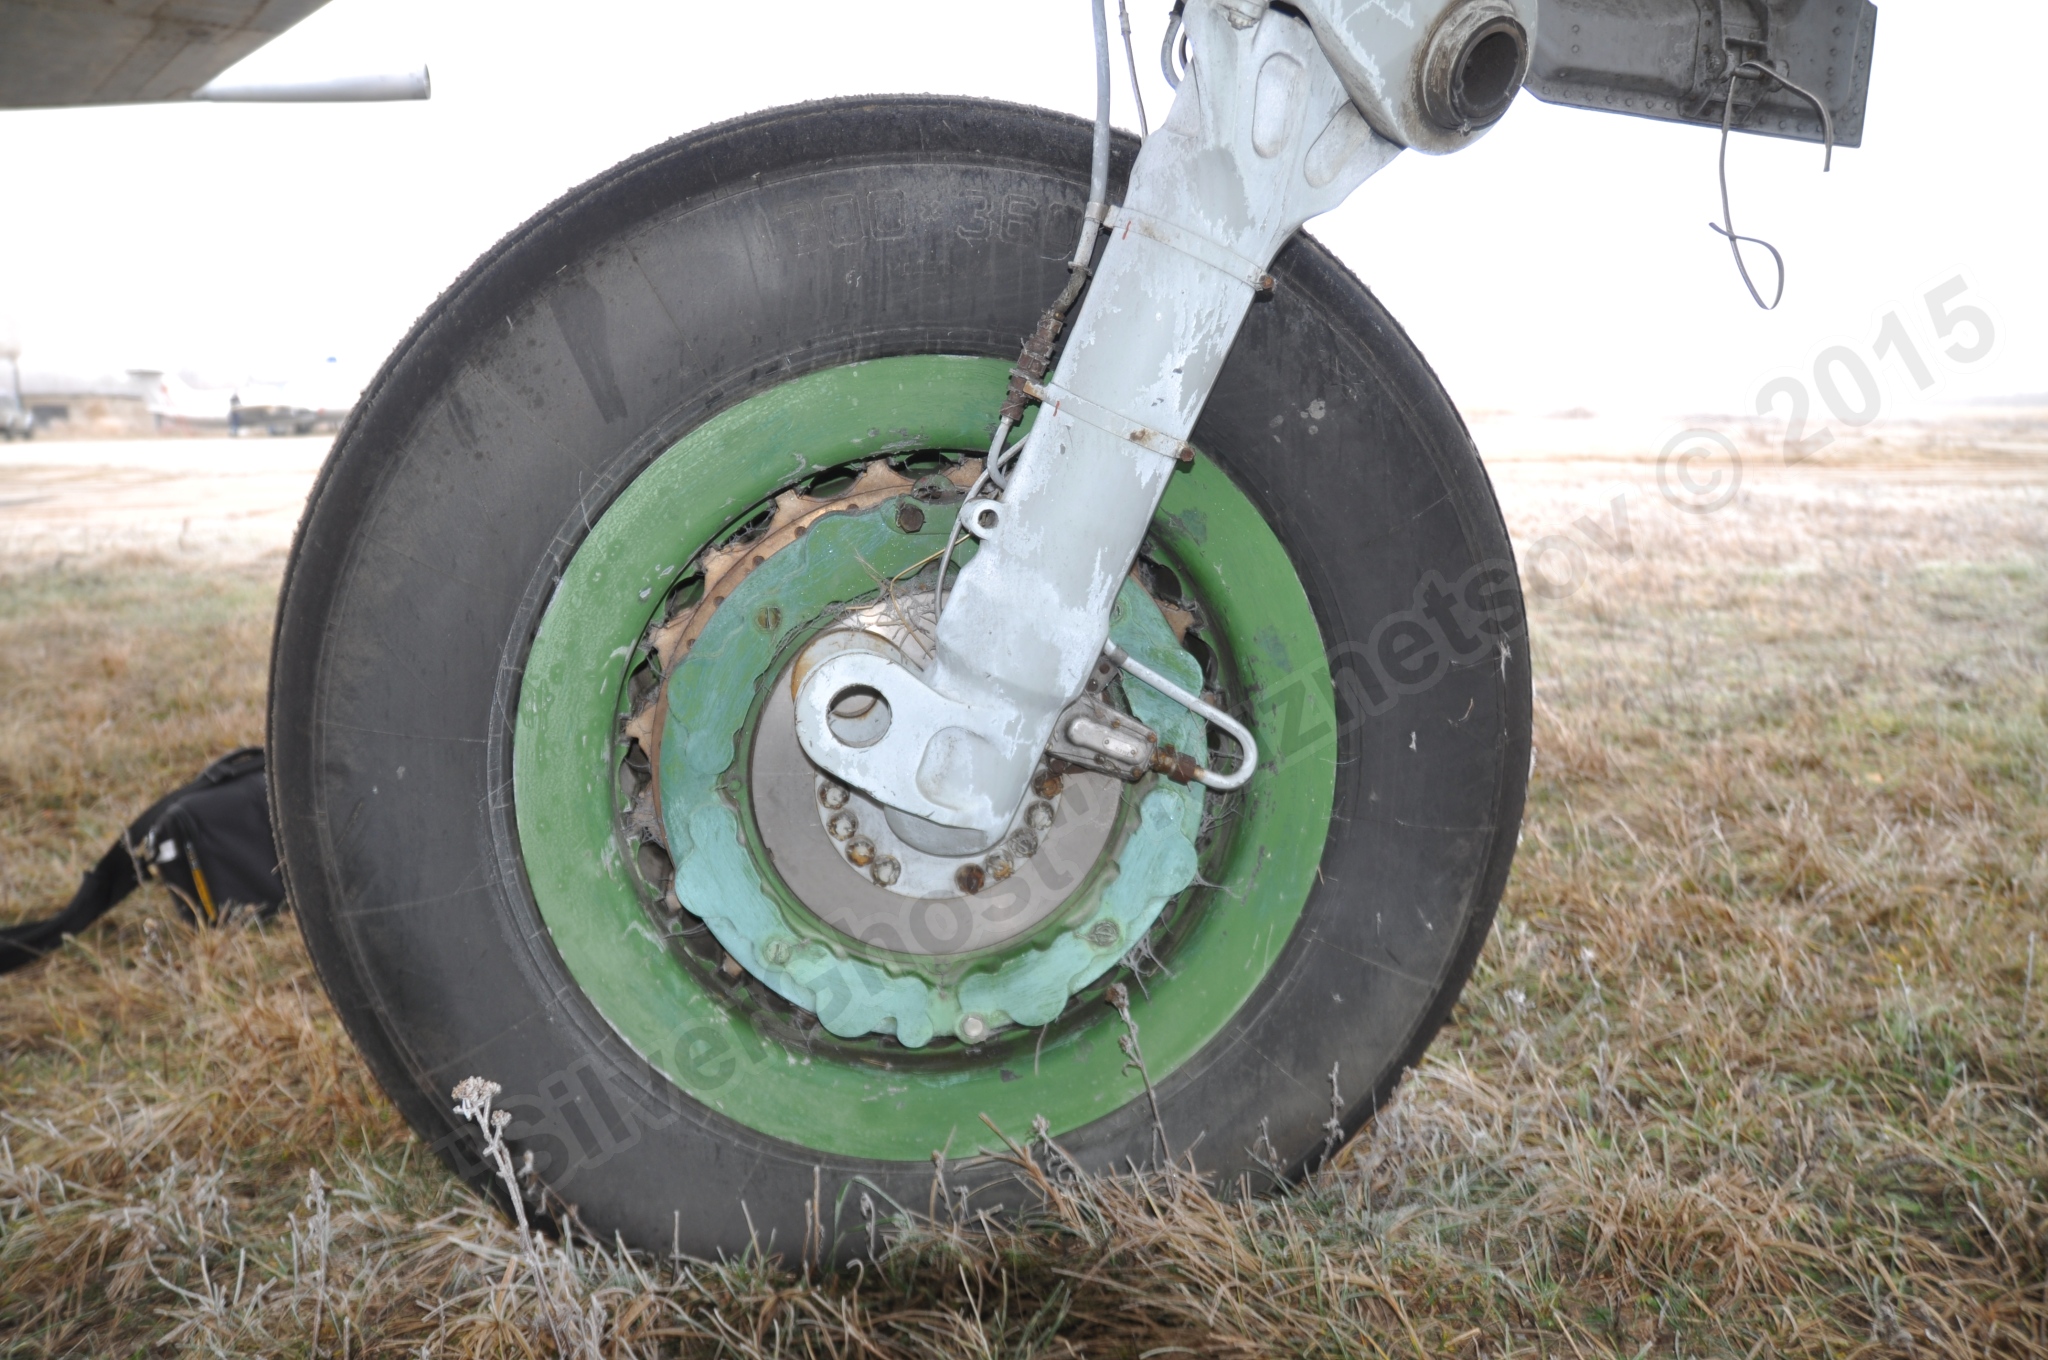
[514,357,1335,1161]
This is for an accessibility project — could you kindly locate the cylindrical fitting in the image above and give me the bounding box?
[1294,0,1537,155]
[1151,746,1202,784]
[1420,1,1529,132]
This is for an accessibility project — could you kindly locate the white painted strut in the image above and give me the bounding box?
[795,0,1523,850]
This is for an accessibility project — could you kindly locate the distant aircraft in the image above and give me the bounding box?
[138,360,359,436]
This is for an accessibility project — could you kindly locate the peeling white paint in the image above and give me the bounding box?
[793,3,1398,842]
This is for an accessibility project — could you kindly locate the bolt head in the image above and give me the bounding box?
[1033,772,1064,800]
[1025,801,1055,833]
[845,835,876,867]
[983,851,1014,882]
[954,863,986,895]
[870,855,901,886]
[819,781,850,809]
[827,811,858,840]
[959,1014,988,1042]
[1007,828,1039,858]
[893,499,926,534]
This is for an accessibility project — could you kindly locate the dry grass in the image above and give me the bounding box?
[3,446,2045,1356]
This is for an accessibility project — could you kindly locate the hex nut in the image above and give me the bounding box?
[819,782,850,809]
[845,835,876,867]
[827,811,858,840]
[870,855,901,886]
[1025,800,1056,833]
[984,851,1014,882]
[893,499,927,533]
[1007,828,1040,858]
[1033,772,1065,799]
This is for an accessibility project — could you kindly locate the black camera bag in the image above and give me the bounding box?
[0,747,284,975]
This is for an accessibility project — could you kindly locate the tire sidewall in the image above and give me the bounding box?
[269,96,1530,1258]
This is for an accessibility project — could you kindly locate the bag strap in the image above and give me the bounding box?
[0,835,143,974]
[194,745,265,787]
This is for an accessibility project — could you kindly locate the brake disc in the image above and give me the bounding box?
[618,459,1207,1048]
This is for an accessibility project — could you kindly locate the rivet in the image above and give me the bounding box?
[960,1014,988,1042]
[955,863,986,895]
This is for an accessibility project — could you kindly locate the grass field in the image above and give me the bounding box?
[2,444,2045,1357]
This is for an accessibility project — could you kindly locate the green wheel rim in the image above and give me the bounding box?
[514,356,1335,1160]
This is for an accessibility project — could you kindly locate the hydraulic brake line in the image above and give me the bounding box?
[1118,0,1150,137]
[1103,641,1259,791]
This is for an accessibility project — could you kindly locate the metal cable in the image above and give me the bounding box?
[1711,60,1836,312]
[930,427,1026,632]
[1118,0,1149,138]
[934,0,1115,631]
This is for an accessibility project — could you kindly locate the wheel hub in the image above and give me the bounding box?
[751,586,1125,954]
[628,460,1207,1048]
[753,645,1123,954]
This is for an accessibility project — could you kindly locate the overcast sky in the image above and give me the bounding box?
[0,0,2038,418]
